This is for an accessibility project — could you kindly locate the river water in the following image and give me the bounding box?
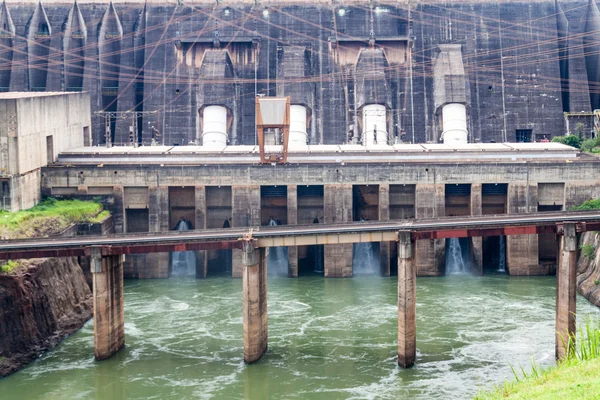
[1,275,599,399]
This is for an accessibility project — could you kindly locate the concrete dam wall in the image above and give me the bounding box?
[0,0,598,145]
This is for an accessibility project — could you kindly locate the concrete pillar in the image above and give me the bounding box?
[195,185,207,279]
[414,184,445,276]
[324,184,353,277]
[148,186,170,278]
[398,231,416,368]
[287,185,298,277]
[470,183,483,275]
[556,222,577,360]
[111,185,125,234]
[379,183,391,276]
[91,247,125,361]
[242,241,268,363]
[506,182,539,275]
[149,186,169,232]
[232,186,261,278]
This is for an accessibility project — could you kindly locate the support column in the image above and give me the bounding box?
[398,231,416,368]
[506,182,539,275]
[379,183,391,277]
[91,247,125,361]
[287,185,298,277]
[242,241,268,363]
[232,186,261,278]
[414,184,445,276]
[556,222,577,360]
[324,184,353,277]
[470,183,483,275]
[195,185,207,279]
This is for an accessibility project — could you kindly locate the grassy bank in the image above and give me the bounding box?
[0,198,104,239]
[476,319,600,399]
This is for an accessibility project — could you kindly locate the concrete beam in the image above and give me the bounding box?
[242,240,268,363]
[91,247,125,361]
[398,231,416,368]
[256,231,398,247]
[556,222,577,361]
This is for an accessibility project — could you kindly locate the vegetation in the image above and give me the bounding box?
[89,210,110,223]
[475,318,600,400]
[0,198,105,239]
[552,134,581,148]
[581,244,597,260]
[0,260,19,274]
[570,198,600,211]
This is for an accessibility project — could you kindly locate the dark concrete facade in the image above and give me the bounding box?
[0,0,596,146]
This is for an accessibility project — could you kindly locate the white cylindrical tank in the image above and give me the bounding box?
[362,104,388,146]
[289,105,308,147]
[202,105,228,147]
[441,103,468,144]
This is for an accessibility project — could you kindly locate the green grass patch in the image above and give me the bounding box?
[581,243,596,260]
[0,198,106,239]
[0,260,19,274]
[569,198,600,211]
[88,210,110,224]
[476,318,600,400]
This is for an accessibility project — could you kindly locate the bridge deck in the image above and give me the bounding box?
[0,211,599,260]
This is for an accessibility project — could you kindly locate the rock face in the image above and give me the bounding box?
[0,257,92,377]
[577,232,600,307]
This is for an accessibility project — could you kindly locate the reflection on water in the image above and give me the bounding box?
[1,275,598,400]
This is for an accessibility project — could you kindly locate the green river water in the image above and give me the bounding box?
[1,275,599,400]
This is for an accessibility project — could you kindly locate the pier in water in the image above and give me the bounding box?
[1,274,599,399]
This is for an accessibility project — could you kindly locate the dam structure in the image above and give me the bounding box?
[0,0,598,145]
[1,0,600,395]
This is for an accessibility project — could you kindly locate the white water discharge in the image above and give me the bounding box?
[353,243,379,275]
[267,218,288,275]
[171,220,196,277]
[445,238,469,275]
[498,236,506,273]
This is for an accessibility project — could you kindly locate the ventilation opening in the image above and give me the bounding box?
[45,135,54,164]
[83,126,90,146]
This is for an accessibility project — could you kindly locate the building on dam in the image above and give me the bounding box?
[0,0,599,278]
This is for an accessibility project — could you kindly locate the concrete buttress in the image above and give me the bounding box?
[91,247,125,361]
[556,222,577,360]
[398,231,416,368]
[243,241,268,363]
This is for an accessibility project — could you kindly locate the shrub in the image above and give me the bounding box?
[580,244,596,260]
[570,198,600,211]
[552,135,581,148]
[0,260,19,274]
[580,137,600,153]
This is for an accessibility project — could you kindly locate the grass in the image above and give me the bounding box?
[475,318,600,400]
[0,198,104,239]
[88,210,110,223]
[580,243,596,260]
[0,260,19,274]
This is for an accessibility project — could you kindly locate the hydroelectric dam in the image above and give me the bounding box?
[1,0,600,397]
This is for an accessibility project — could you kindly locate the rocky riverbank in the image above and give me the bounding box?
[0,257,92,377]
[577,231,600,307]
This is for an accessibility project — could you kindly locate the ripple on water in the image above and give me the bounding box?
[1,276,599,400]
